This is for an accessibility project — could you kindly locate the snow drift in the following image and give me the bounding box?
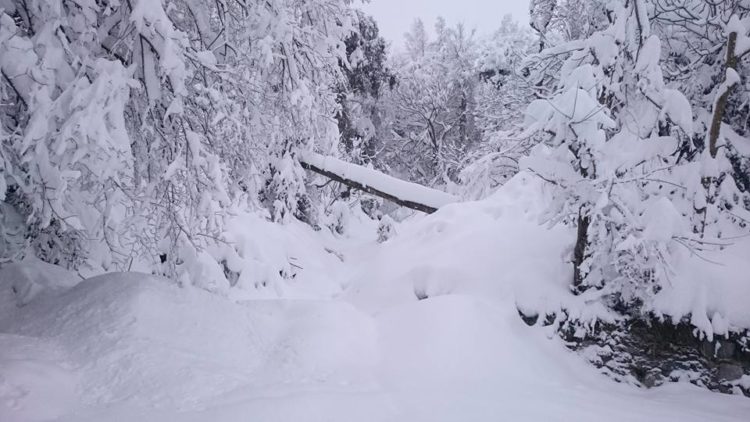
[1,172,749,421]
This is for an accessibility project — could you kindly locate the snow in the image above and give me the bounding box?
[635,0,651,38]
[662,89,693,135]
[0,334,79,422]
[0,259,81,310]
[641,197,686,243]
[301,151,459,210]
[553,87,616,130]
[726,15,750,58]
[636,35,662,75]
[726,15,746,37]
[5,2,750,419]
[723,125,750,156]
[712,69,741,121]
[1,173,749,421]
[650,232,750,336]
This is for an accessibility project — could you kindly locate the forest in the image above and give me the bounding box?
[0,0,749,420]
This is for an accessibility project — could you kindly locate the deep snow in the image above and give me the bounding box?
[1,173,749,422]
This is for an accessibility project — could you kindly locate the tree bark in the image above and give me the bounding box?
[572,211,590,294]
[708,31,738,158]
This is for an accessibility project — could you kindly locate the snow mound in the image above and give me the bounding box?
[374,294,750,422]
[219,212,358,300]
[0,259,81,311]
[0,333,79,422]
[348,171,750,334]
[2,269,743,422]
[0,272,386,421]
[1,273,269,413]
[345,172,616,325]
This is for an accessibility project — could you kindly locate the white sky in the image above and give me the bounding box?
[360,0,531,49]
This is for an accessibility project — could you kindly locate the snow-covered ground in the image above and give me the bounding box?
[2,174,749,422]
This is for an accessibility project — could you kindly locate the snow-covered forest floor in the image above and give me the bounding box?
[4,0,750,419]
[2,174,749,422]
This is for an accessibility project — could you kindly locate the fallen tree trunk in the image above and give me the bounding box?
[299,152,458,214]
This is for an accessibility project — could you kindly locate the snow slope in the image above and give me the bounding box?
[1,174,749,422]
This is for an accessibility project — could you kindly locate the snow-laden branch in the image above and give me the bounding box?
[299,152,459,214]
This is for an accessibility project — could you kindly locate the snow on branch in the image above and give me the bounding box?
[299,152,458,214]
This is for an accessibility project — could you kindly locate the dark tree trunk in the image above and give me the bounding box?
[572,211,591,294]
[708,31,738,158]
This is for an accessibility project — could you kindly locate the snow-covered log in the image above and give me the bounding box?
[299,152,458,213]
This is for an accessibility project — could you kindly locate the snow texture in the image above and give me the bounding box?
[1,173,748,422]
[1,2,749,420]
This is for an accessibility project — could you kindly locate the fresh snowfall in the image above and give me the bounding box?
[1,1,750,421]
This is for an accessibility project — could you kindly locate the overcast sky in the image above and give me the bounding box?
[360,0,531,50]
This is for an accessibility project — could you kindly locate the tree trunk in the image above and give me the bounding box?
[708,31,738,158]
[300,159,440,214]
[572,211,591,294]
